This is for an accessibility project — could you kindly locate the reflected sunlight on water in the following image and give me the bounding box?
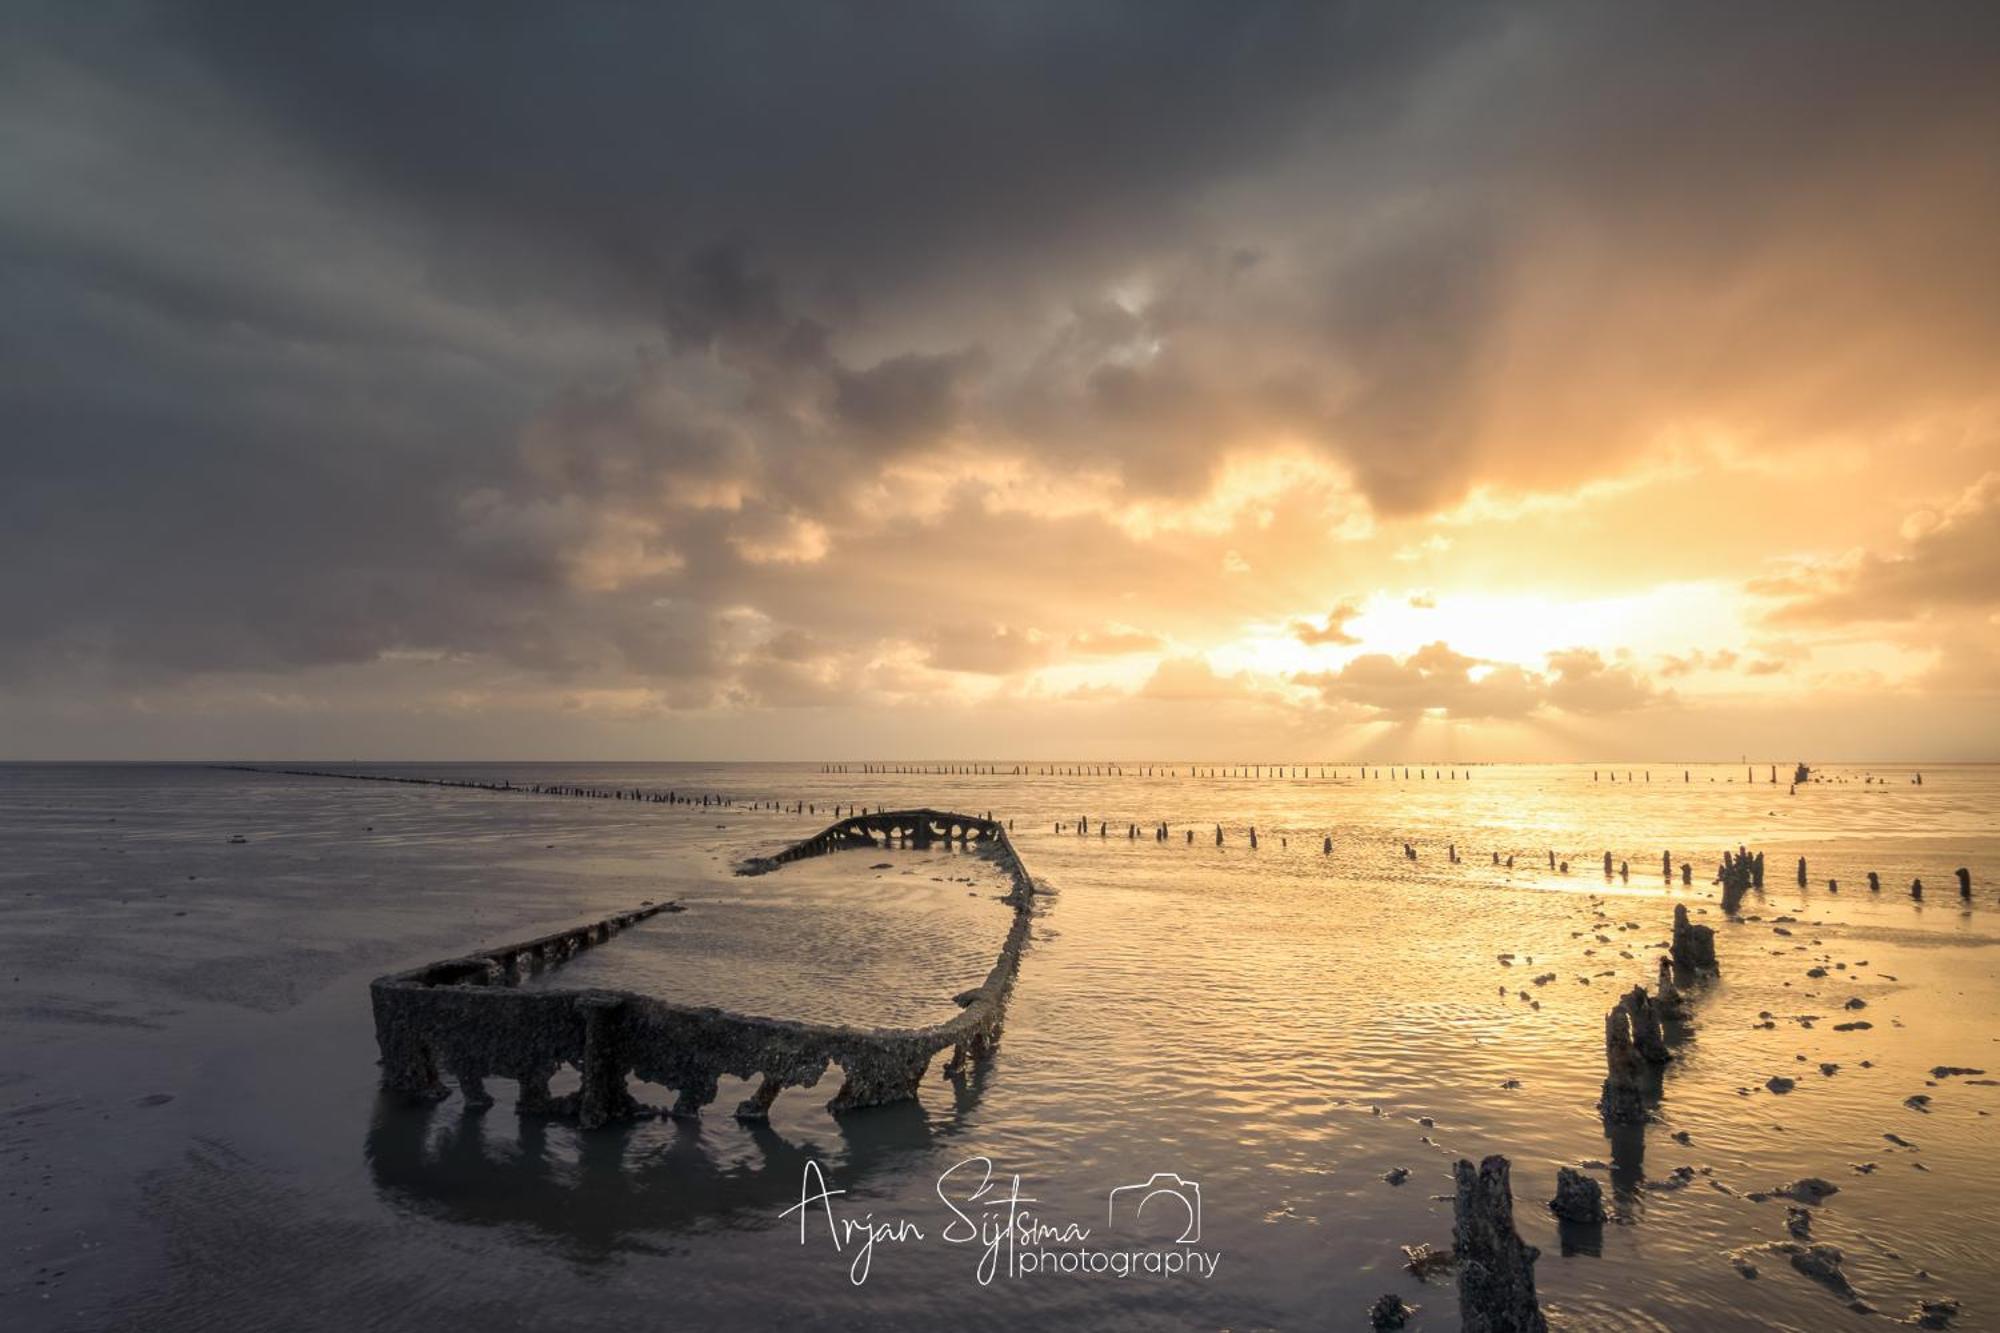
[2,761,1994,1330]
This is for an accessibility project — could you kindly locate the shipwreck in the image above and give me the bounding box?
[369,808,1043,1126]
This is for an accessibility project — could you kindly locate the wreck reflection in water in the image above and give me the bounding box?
[363,1065,991,1258]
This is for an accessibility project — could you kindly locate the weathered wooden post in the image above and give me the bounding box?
[1672,904,1717,974]
[577,995,630,1129]
[1600,1003,1648,1124]
[1453,1156,1548,1332]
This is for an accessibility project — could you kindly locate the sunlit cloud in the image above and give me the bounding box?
[2,4,1997,757]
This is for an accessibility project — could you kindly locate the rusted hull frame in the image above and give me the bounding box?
[370,809,1041,1124]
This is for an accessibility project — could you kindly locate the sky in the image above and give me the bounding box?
[3,1,1999,761]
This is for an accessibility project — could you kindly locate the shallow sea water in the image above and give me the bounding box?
[2,761,1996,1331]
[515,843,1013,1027]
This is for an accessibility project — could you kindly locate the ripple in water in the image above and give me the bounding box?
[2,761,1995,1331]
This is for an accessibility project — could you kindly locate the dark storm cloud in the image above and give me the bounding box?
[834,349,986,449]
[2,0,1998,714]
[152,1,1474,313]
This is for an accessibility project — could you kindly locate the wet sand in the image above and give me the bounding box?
[2,762,1996,1330]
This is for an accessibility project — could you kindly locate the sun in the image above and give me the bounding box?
[1212,583,1758,685]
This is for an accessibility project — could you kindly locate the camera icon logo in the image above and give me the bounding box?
[1107,1172,1202,1244]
